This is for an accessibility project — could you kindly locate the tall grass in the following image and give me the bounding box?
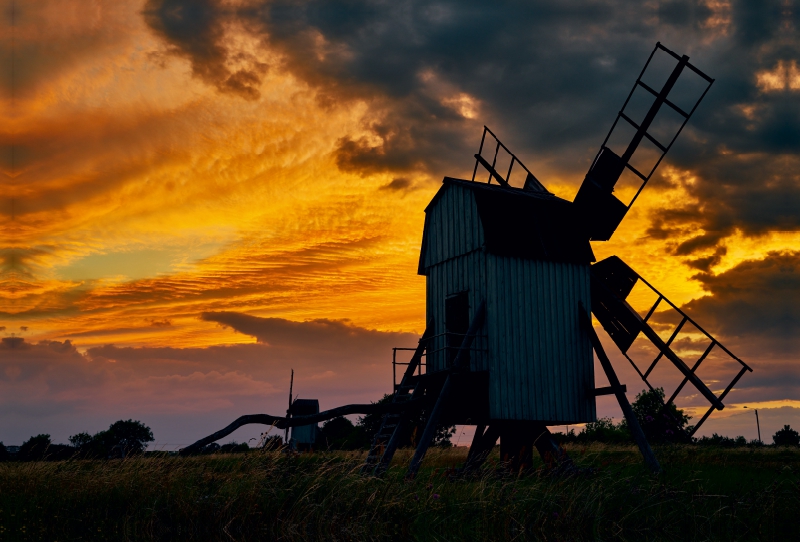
[2,445,798,541]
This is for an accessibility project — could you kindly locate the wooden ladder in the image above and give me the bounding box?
[362,320,433,475]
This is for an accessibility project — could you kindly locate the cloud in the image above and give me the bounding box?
[0,315,419,446]
[142,0,800,249]
[684,250,800,349]
[380,177,413,191]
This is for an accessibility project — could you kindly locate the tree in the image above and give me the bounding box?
[320,416,369,450]
[106,419,154,455]
[19,434,52,461]
[69,432,93,449]
[357,394,455,449]
[773,425,800,446]
[0,442,9,461]
[68,420,154,458]
[628,388,691,443]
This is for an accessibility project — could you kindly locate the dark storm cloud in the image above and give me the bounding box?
[142,0,718,177]
[682,250,800,350]
[144,0,800,250]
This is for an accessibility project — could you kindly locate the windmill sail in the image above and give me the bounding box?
[574,42,714,241]
[591,256,752,434]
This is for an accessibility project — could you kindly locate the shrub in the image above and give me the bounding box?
[773,425,800,446]
[577,418,631,444]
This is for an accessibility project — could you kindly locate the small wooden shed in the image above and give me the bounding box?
[290,399,320,450]
[418,177,596,425]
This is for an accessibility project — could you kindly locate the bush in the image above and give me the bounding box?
[773,425,800,446]
[577,418,631,444]
[218,441,249,453]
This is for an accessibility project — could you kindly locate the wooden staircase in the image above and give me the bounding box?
[362,321,433,475]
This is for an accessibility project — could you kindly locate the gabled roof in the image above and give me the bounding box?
[290,399,319,416]
[418,178,594,273]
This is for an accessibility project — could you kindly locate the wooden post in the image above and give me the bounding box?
[579,303,662,474]
[463,424,501,473]
[406,374,453,479]
[531,422,575,471]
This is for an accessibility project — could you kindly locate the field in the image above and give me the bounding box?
[3,444,799,541]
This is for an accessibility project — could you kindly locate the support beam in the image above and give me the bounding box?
[406,374,453,479]
[463,424,501,474]
[592,385,627,397]
[531,423,575,471]
[579,304,662,474]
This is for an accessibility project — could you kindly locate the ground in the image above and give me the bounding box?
[3,444,799,540]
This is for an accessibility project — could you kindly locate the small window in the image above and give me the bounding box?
[445,291,470,367]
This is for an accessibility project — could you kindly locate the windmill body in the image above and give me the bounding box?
[418,178,595,425]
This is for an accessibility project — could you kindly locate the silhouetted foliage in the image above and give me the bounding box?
[773,425,800,446]
[580,418,631,444]
[68,432,93,448]
[554,389,691,444]
[626,388,691,443]
[69,419,154,458]
[696,434,750,447]
[218,441,249,453]
[0,443,9,461]
[19,434,52,461]
[320,416,369,450]
[357,394,455,449]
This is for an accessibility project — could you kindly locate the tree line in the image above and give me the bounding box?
[4,389,799,460]
[0,420,154,461]
[554,388,800,447]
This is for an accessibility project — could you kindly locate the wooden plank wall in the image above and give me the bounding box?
[486,256,595,424]
[421,182,595,424]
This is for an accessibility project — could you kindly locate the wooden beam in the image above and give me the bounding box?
[406,374,453,478]
[580,303,662,474]
[592,385,627,396]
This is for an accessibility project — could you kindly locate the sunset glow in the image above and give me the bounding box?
[3,0,799,447]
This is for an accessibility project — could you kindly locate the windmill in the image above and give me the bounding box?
[361,42,752,476]
[182,43,751,476]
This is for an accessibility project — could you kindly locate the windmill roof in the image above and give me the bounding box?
[419,177,594,273]
[290,399,319,417]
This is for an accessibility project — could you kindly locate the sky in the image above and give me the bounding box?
[1,0,799,448]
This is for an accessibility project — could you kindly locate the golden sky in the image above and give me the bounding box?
[2,0,800,446]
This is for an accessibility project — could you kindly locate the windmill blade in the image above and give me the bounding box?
[590,256,752,435]
[574,42,714,241]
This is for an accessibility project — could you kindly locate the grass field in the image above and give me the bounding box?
[3,444,799,541]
